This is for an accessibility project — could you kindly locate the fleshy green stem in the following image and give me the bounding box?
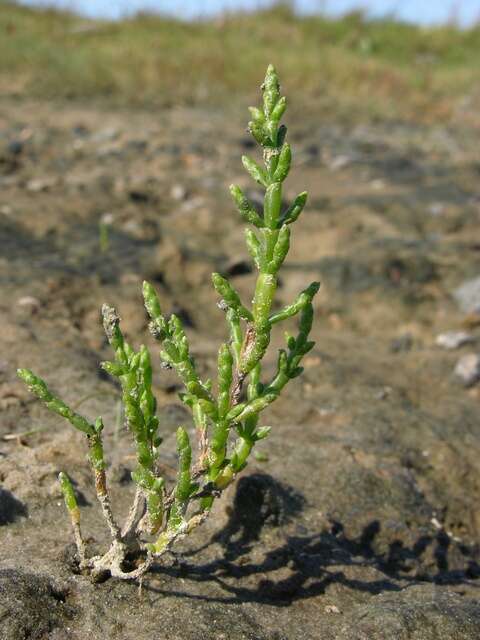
[17,64,320,580]
[59,472,87,566]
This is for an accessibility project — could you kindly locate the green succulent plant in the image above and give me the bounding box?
[18,64,319,581]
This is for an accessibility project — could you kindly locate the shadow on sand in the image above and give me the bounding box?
[145,473,480,606]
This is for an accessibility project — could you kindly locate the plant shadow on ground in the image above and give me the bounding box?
[146,474,480,606]
[0,489,28,526]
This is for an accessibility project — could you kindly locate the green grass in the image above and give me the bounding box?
[1,1,480,121]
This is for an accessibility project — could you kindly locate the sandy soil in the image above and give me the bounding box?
[1,98,480,639]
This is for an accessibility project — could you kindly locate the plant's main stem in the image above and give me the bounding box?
[17,65,320,582]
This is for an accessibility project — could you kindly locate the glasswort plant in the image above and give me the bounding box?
[18,65,319,581]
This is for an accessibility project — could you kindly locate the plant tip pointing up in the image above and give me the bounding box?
[17,64,320,582]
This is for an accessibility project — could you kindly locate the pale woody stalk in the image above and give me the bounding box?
[17,65,319,580]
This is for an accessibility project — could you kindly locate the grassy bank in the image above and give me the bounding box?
[1,1,480,122]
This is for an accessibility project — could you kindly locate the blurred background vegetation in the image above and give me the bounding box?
[1,0,480,122]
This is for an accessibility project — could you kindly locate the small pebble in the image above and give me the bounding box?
[428,202,445,217]
[374,386,392,400]
[26,177,57,192]
[17,296,41,312]
[100,211,115,225]
[92,127,119,143]
[436,331,474,350]
[370,179,385,190]
[180,196,204,212]
[453,276,480,315]
[453,353,480,387]
[329,154,352,171]
[170,183,187,201]
[324,605,341,614]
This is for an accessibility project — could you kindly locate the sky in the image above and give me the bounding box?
[14,0,480,27]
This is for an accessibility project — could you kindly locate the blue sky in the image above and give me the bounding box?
[15,1,480,27]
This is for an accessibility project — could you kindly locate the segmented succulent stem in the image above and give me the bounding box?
[17,65,319,581]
